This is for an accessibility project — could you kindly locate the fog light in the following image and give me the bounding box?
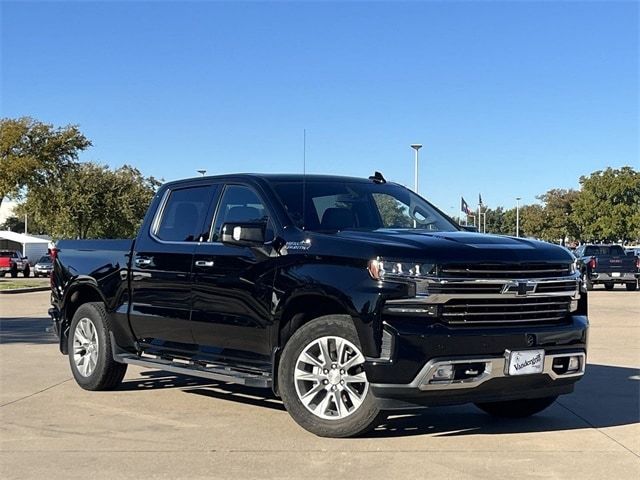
[432,364,454,381]
[568,356,581,373]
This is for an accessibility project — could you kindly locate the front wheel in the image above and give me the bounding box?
[278,315,382,437]
[475,396,558,418]
[68,302,127,391]
[626,282,638,291]
[604,282,614,291]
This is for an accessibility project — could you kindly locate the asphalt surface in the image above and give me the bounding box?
[1,288,639,479]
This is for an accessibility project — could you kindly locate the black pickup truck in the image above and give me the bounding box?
[50,173,588,437]
[575,244,638,291]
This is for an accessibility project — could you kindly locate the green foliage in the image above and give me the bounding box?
[572,167,640,242]
[0,215,25,233]
[0,117,91,208]
[374,194,413,228]
[22,163,161,239]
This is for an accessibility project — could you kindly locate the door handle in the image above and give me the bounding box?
[135,257,153,267]
[195,260,215,268]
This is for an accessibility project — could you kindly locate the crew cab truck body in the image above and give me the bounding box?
[576,244,638,291]
[50,174,588,437]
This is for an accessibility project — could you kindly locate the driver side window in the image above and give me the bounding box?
[211,185,273,242]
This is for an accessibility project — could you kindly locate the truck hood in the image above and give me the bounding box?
[312,229,573,264]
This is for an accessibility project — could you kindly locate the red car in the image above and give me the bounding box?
[0,250,31,277]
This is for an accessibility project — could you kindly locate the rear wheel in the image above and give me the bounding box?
[604,282,614,291]
[68,302,127,391]
[278,315,382,438]
[626,282,638,291]
[475,396,558,418]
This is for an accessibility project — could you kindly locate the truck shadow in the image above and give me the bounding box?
[118,363,639,437]
[367,363,640,438]
[0,317,57,345]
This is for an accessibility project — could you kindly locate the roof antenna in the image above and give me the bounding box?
[369,171,386,184]
[302,129,306,230]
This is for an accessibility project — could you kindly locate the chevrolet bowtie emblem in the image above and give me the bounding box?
[502,280,537,296]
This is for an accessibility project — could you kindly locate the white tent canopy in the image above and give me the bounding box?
[0,230,52,264]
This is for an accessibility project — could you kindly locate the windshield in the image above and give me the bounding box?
[270,181,459,233]
[38,256,52,263]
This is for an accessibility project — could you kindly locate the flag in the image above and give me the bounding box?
[478,193,483,206]
[461,197,472,215]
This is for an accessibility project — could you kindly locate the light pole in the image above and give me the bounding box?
[410,144,422,194]
[196,169,207,177]
[516,197,521,237]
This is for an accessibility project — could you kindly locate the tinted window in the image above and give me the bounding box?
[271,181,457,233]
[38,256,52,263]
[583,245,625,256]
[155,186,212,242]
[212,185,272,241]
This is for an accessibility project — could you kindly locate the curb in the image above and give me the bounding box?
[0,287,50,295]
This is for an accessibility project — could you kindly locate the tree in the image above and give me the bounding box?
[0,215,25,232]
[0,117,91,209]
[535,189,581,244]
[374,194,413,228]
[21,162,161,239]
[520,204,546,239]
[572,167,640,242]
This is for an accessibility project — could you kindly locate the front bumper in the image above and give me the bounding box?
[364,314,588,409]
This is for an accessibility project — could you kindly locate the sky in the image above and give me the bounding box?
[1,0,638,218]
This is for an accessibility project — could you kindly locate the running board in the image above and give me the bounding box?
[110,338,271,389]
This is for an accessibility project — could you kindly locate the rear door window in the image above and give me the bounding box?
[154,186,213,242]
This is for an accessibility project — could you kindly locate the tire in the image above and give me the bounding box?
[68,302,127,391]
[10,265,18,278]
[604,282,614,291]
[475,396,558,418]
[584,275,594,291]
[626,282,638,292]
[23,265,30,277]
[278,315,383,438]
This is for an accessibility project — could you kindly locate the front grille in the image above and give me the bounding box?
[440,263,572,279]
[441,296,572,325]
[426,283,503,295]
[535,280,579,293]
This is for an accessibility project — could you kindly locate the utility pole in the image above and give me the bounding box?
[516,197,522,237]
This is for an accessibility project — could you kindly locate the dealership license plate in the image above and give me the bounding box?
[611,272,621,277]
[507,349,545,376]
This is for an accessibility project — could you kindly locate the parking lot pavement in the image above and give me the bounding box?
[1,291,638,479]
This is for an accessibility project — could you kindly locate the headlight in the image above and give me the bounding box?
[368,258,436,280]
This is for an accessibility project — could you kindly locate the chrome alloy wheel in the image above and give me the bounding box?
[73,317,99,377]
[294,336,369,420]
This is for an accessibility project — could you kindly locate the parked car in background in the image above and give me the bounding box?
[0,250,30,278]
[624,247,640,283]
[575,244,638,291]
[34,255,53,277]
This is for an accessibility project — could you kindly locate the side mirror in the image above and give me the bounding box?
[221,222,266,247]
